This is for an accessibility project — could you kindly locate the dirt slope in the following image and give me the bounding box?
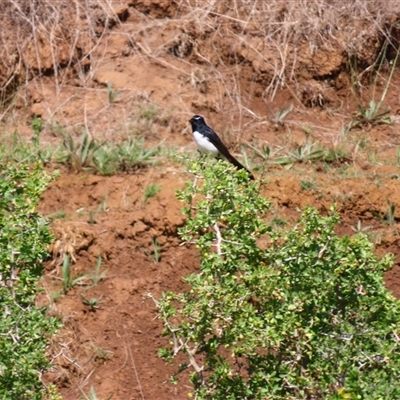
[2,1,400,398]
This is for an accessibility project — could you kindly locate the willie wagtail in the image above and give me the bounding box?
[189,115,254,179]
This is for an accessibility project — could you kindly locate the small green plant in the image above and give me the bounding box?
[351,219,372,233]
[0,129,159,175]
[92,138,160,175]
[89,255,107,286]
[370,201,396,226]
[387,200,396,226]
[352,99,392,127]
[80,294,103,311]
[31,116,43,147]
[238,146,254,172]
[248,143,286,163]
[117,137,159,171]
[272,140,328,167]
[349,38,400,129]
[61,254,87,293]
[61,130,104,171]
[50,288,63,303]
[300,179,316,191]
[48,210,67,220]
[324,146,349,164]
[139,104,158,121]
[370,209,384,223]
[0,133,30,163]
[107,82,120,104]
[368,149,379,164]
[93,347,112,365]
[155,158,400,399]
[92,147,119,176]
[143,184,161,203]
[0,132,60,165]
[153,238,161,263]
[272,104,293,126]
[81,385,113,400]
[145,238,161,263]
[89,193,109,224]
[302,125,314,135]
[288,140,326,162]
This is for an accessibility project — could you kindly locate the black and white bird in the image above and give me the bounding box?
[189,115,254,180]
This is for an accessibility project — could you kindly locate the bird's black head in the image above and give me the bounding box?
[189,115,206,131]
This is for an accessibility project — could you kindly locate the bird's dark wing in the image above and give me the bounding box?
[204,125,254,180]
[203,125,233,159]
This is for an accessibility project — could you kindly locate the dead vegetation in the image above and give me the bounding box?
[3,2,400,398]
[1,0,400,131]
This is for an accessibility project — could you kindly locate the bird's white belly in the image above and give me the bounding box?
[193,130,220,156]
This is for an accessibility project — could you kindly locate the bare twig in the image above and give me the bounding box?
[213,223,223,256]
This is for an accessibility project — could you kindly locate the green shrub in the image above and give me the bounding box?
[156,159,400,399]
[0,163,61,399]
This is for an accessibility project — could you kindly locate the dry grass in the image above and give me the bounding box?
[130,0,400,136]
[1,0,400,152]
[1,1,398,92]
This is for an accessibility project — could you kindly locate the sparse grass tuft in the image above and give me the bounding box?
[107,82,120,104]
[117,137,159,171]
[153,238,161,263]
[80,294,103,311]
[0,129,159,176]
[144,184,161,203]
[61,131,104,172]
[48,210,67,220]
[0,132,61,165]
[370,201,396,227]
[300,179,317,191]
[139,104,158,122]
[31,116,43,146]
[88,255,107,286]
[89,192,109,224]
[61,254,87,294]
[271,104,293,127]
[351,220,372,233]
[352,100,392,128]
[80,385,113,400]
[387,200,396,226]
[145,237,161,263]
[349,38,400,129]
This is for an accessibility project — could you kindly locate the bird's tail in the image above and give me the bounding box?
[226,154,255,180]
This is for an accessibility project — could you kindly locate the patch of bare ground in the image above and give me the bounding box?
[2,0,400,398]
[37,166,196,399]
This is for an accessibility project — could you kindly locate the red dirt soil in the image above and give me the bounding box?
[38,167,198,399]
[3,1,400,398]
[36,161,400,400]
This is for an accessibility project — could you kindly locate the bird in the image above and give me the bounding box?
[189,115,254,180]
